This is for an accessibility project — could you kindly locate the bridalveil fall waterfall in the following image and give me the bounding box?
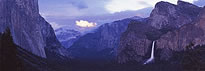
[144,41,156,64]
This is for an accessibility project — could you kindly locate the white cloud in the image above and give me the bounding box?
[76,20,97,28]
[105,0,198,13]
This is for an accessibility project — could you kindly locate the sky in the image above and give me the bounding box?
[38,0,205,33]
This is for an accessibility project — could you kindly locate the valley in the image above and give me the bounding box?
[0,0,205,71]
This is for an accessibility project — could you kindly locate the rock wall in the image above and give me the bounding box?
[117,1,203,63]
[149,1,201,29]
[156,6,205,61]
[0,0,64,58]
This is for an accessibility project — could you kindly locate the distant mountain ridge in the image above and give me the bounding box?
[55,28,81,48]
[68,16,142,60]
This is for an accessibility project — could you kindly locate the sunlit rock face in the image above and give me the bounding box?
[0,0,65,58]
[117,1,202,63]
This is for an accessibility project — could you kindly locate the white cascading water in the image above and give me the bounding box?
[144,41,156,64]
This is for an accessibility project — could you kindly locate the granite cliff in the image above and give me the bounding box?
[156,6,205,61]
[117,1,203,63]
[0,0,66,58]
[149,1,201,30]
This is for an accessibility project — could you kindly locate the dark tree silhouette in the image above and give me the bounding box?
[182,43,205,71]
[0,29,22,71]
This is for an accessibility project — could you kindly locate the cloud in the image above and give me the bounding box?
[39,0,109,18]
[39,0,202,34]
[42,7,152,33]
[76,20,97,28]
[105,0,198,13]
[39,0,88,9]
[39,0,199,17]
[39,4,84,18]
[194,0,205,7]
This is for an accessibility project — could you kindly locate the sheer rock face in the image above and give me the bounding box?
[156,7,205,61]
[149,1,201,29]
[117,20,153,63]
[0,0,64,58]
[117,1,203,63]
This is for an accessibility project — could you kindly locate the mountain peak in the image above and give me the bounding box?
[155,1,176,9]
[149,0,201,29]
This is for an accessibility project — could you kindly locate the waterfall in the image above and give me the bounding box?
[144,41,156,64]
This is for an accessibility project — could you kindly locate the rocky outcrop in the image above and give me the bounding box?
[0,0,65,58]
[0,29,23,71]
[149,1,201,30]
[156,6,205,61]
[117,1,203,63]
[68,17,142,60]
